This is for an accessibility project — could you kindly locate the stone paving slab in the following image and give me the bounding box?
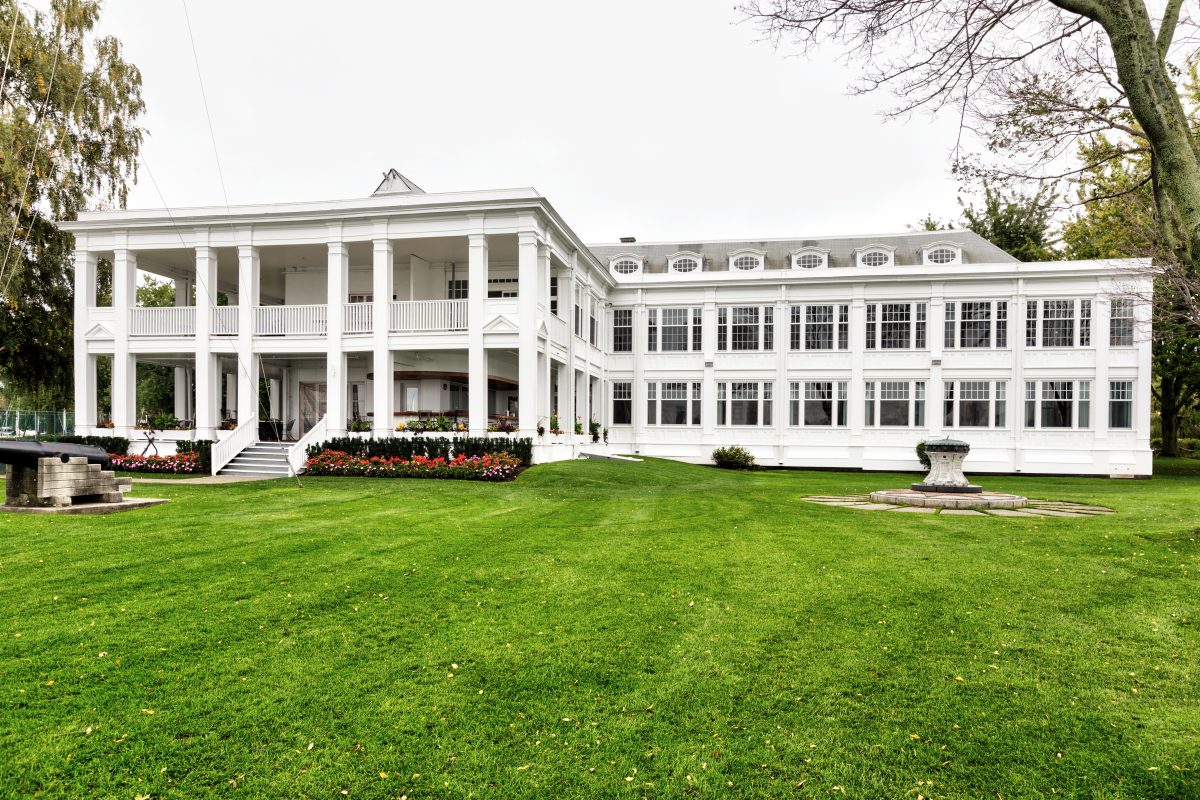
[988,509,1043,517]
[802,494,1112,518]
[890,506,938,513]
[133,474,279,485]
[1023,508,1091,517]
[942,509,987,516]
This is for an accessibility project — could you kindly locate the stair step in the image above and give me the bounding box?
[220,466,289,476]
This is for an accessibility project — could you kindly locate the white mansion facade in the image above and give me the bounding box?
[62,171,1153,476]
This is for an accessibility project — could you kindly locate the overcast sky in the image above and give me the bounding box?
[95,0,967,244]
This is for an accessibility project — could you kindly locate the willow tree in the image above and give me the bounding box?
[741,0,1200,296]
[0,0,145,407]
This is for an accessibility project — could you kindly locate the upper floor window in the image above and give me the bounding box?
[1026,299,1091,348]
[729,250,765,271]
[943,380,1007,428]
[448,280,468,300]
[717,306,774,351]
[856,247,894,268]
[612,308,633,352]
[944,301,1008,349]
[865,302,927,349]
[574,285,584,338]
[589,298,599,346]
[1025,380,1090,428]
[550,276,558,316]
[668,253,701,273]
[1110,298,1135,346]
[864,380,925,427]
[648,307,702,352]
[348,293,373,303]
[611,257,642,276]
[790,304,849,351]
[921,243,962,265]
[487,277,518,298]
[792,249,828,269]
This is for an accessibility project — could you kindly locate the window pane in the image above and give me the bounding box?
[804,382,833,425]
[1040,381,1073,427]
[805,305,834,350]
[1042,300,1075,347]
[880,304,911,349]
[960,302,992,348]
[731,307,760,351]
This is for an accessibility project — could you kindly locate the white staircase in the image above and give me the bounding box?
[218,441,293,478]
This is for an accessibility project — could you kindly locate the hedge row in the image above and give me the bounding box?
[47,435,131,455]
[174,440,214,473]
[309,436,534,466]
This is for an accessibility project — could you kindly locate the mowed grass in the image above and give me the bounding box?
[1,459,1198,799]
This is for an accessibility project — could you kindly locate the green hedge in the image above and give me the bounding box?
[175,440,214,473]
[47,434,131,455]
[310,436,533,466]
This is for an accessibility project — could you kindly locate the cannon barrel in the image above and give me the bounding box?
[0,441,112,470]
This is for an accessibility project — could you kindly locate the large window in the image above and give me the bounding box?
[612,308,633,353]
[1024,380,1091,428]
[1026,299,1092,347]
[944,301,1008,349]
[574,286,583,338]
[865,303,927,349]
[790,304,849,351]
[864,380,925,427]
[589,299,598,346]
[486,277,518,298]
[717,306,774,351]
[943,380,1007,428]
[550,276,558,316]
[447,280,468,300]
[716,381,773,426]
[789,381,848,426]
[612,259,640,275]
[648,307,702,352]
[612,381,632,425]
[1109,380,1133,429]
[647,381,701,425]
[1110,298,1135,346]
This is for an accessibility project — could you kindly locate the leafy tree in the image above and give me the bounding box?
[135,276,176,418]
[961,185,1059,263]
[0,0,145,407]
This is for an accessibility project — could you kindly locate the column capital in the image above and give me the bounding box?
[237,244,259,259]
[517,230,540,247]
[468,232,488,248]
[327,241,349,256]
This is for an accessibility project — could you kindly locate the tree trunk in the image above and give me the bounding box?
[1160,375,1182,456]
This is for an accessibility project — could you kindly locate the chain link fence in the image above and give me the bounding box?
[0,410,75,438]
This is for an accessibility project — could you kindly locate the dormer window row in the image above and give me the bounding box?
[607,242,964,275]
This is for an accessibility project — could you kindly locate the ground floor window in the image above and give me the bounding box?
[1109,380,1133,429]
[716,381,773,426]
[646,381,701,425]
[943,380,1006,428]
[1025,380,1090,429]
[612,381,632,425]
[865,380,925,427]
[789,381,848,426]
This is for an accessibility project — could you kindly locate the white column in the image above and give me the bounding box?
[172,277,191,421]
[928,287,945,438]
[538,244,553,423]
[632,295,647,448]
[237,245,260,430]
[1011,280,1026,472]
[111,248,136,435]
[326,238,349,436]
[701,291,716,441]
[468,232,489,433]
[517,231,539,434]
[562,258,577,438]
[848,284,867,468]
[1093,296,1110,446]
[73,249,97,432]
[775,294,788,463]
[372,234,394,435]
[269,378,281,420]
[194,244,218,438]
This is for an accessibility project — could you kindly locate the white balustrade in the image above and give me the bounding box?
[211,418,257,475]
[129,307,196,336]
[343,302,373,334]
[389,300,467,332]
[549,313,568,343]
[211,306,238,335]
[255,304,328,336]
[289,413,327,475]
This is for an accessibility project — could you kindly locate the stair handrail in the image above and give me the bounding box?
[288,414,328,476]
[211,418,257,475]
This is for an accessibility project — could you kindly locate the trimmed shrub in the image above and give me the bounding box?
[48,434,131,455]
[309,436,533,466]
[712,446,755,470]
[175,439,214,473]
[916,440,931,471]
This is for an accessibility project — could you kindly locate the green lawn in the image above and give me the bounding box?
[1,459,1197,799]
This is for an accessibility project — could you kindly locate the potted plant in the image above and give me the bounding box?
[602,427,609,444]
[589,420,601,443]
[549,414,562,435]
[574,418,584,435]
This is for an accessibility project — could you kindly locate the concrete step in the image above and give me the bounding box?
[220,466,290,476]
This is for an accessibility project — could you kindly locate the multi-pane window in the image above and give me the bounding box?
[612,381,632,425]
[943,301,1008,348]
[732,255,761,271]
[646,381,701,425]
[612,259,640,275]
[550,276,558,316]
[789,304,849,350]
[574,286,583,338]
[1110,298,1135,346]
[447,280,468,300]
[612,309,633,353]
[717,306,774,351]
[789,381,848,426]
[1024,380,1091,428]
[865,303,927,349]
[795,252,825,269]
[1109,380,1133,429]
[943,381,1007,428]
[716,381,773,426]
[589,300,598,346]
[648,307,702,352]
[1026,299,1092,347]
[861,250,890,267]
[486,277,518,298]
[864,380,925,426]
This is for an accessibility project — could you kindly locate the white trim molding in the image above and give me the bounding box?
[920,240,963,266]
[729,248,766,272]
[790,247,830,270]
[667,251,703,274]
[853,244,896,268]
[609,253,644,277]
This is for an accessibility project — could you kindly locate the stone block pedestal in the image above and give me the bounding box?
[5,457,133,508]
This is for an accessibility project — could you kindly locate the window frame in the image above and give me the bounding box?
[1109,297,1136,347]
[864,379,926,427]
[1108,380,1134,429]
[667,252,702,274]
[788,380,849,427]
[1023,379,1092,429]
[790,248,829,270]
[855,246,895,268]
[920,242,963,265]
[611,308,633,353]
[611,381,632,425]
[728,249,766,272]
[647,307,703,352]
[716,380,774,426]
[609,256,643,276]
[865,302,927,350]
[942,380,1008,429]
[646,380,702,426]
[1025,299,1093,348]
[789,303,850,351]
[717,305,774,352]
[943,300,1009,349]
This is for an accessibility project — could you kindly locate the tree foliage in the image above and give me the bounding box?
[0,0,144,407]
[914,186,1059,262]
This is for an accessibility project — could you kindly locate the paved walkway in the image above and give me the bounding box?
[803,494,1113,517]
[132,474,285,485]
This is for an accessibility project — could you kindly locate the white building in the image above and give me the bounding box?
[62,170,1153,476]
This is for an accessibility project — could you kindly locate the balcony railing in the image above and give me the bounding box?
[343,303,373,334]
[549,313,568,343]
[130,307,195,336]
[211,306,238,336]
[256,304,328,336]
[389,300,467,332]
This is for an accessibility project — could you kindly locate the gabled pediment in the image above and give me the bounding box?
[537,320,549,337]
[85,323,113,339]
[483,314,519,333]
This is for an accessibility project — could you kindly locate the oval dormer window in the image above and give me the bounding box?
[927,247,957,264]
[671,257,699,273]
[861,251,890,267]
[732,255,761,271]
[612,259,640,275]
[796,253,824,269]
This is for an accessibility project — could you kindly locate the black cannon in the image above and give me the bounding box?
[0,441,111,470]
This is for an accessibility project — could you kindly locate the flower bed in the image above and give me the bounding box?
[109,452,203,474]
[305,450,522,481]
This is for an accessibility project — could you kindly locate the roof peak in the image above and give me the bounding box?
[372,168,425,196]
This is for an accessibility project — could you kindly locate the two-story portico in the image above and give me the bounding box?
[62,171,612,472]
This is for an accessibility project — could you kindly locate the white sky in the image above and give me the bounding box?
[95,0,967,244]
